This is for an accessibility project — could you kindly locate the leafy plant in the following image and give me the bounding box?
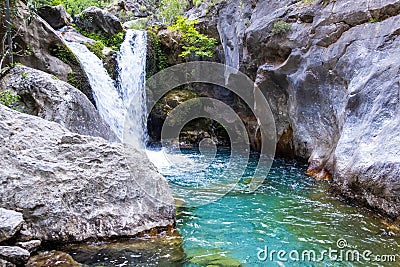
[271,20,292,36]
[168,16,217,58]
[369,18,381,23]
[0,90,21,111]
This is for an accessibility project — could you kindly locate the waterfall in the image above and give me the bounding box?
[66,41,125,139]
[116,30,148,148]
[65,30,148,148]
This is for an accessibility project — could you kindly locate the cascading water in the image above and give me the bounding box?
[65,30,148,147]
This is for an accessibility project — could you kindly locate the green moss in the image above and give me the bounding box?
[271,20,292,36]
[168,16,217,58]
[72,24,125,51]
[50,44,80,65]
[67,71,84,89]
[85,40,105,59]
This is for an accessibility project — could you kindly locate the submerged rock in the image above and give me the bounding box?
[0,66,119,142]
[0,246,30,266]
[0,105,175,242]
[0,209,24,243]
[37,5,72,30]
[26,251,83,267]
[74,7,123,36]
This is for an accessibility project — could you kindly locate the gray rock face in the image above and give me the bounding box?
[37,5,72,30]
[0,66,119,142]
[216,0,400,218]
[0,1,94,105]
[74,7,123,36]
[0,105,175,242]
[0,246,30,266]
[0,209,24,243]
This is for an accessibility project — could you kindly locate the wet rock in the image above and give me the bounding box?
[15,240,41,253]
[26,251,83,267]
[57,26,96,44]
[74,7,123,36]
[0,246,30,266]
[0,209,24,243]
[0,66,119,142]
[0,105,175,242]
[37,5,72,29]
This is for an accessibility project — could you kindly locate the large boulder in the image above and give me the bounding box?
[37,5,72,30]
[0,1,94,105]
[0,209,24,243]
[74,7,123,36]
[0,66,119,142]
[220,0,400,218]
[0,105,175,242]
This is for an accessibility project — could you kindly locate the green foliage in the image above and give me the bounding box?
[67,71,87,89]
[147,27,169,73]
[369,18,381,23]
[50,44,79,65]
[129,18,148,30]
[21,70,28,79]
[0,90,21,111]
[168,16,217,58]
[158,0,188,25]
[73,25,125,51]
[85,40,105,59]
[271,20,292,36]
[35,0,113,16]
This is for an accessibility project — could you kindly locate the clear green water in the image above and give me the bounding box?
[64,148,400,266]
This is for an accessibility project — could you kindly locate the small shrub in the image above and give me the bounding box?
[0,90,21,111]
[168,16,217,58]
[271,20,292,36]
[369,18,380,23]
